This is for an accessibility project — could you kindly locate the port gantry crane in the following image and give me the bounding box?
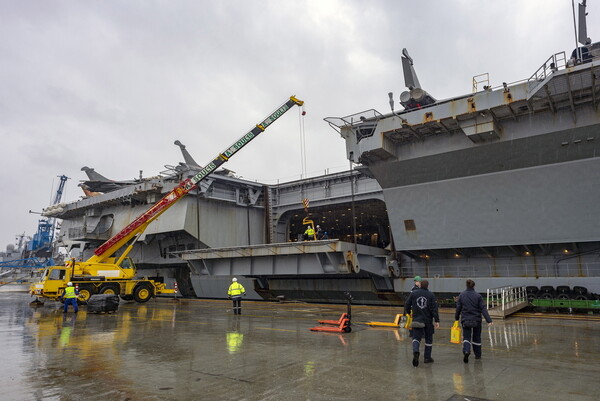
[31,96,304,304]
[26,175,70,259]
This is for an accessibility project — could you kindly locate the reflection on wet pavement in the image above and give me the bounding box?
[0,293,599,401]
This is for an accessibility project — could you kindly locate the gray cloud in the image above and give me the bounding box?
[0,0,593,249]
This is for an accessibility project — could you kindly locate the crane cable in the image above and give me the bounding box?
[298,105,307,178]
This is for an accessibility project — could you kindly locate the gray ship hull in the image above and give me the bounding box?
[378,126,600,251]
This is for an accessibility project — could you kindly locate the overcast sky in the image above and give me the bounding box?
[0,0,596,251]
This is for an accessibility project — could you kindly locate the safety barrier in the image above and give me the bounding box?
[527,52,567,92]
[486,286,528,319]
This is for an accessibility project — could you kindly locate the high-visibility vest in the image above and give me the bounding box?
[226,332,244,354]
[64,286,77,299]
[228,282,245,297]
[305,227,315,236]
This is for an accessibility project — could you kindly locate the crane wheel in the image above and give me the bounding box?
[77,285,96,303]
[99,283,120,295]
[133,282,153,303]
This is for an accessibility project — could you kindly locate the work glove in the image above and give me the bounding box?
[400,315,407,324]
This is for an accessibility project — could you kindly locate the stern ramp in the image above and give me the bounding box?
[179,240,395,277]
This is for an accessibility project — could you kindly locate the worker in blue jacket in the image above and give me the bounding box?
[455,279,493,363]
[404,275,422,336]
[404,279,440,367]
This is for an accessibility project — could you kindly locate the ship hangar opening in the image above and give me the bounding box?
[243,198,400,305]
[283,199,391,247]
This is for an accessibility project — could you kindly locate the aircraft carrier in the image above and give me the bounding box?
[32,9,600,305]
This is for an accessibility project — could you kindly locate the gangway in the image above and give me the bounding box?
[486,286,528,319]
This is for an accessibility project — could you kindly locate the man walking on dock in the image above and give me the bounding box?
[405,276,422,336]
[404,279,440,367]
[455,279,493,363]
[228,278,246,315]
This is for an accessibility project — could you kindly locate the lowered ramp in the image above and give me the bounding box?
[178,240,397,278]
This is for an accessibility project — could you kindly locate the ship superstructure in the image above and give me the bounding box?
[327,14,600,295]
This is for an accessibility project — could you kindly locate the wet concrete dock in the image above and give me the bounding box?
[1,292,598,401]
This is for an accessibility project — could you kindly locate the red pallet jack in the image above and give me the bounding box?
[310,292,353,333]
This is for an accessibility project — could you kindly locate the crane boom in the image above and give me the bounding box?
[88,96,304,263]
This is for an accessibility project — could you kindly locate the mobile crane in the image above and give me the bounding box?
[30,96,304,304]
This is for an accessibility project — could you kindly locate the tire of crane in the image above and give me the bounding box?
[99,283,121,295]
[133,282,153,303]
[575,294,590,301]
[77,284,96,304]
[556,293,570,300]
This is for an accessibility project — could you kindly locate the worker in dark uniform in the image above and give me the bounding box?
[62,282,79,313]
[403,276,422,335]
[455,279,493,363]
[227,277,246,315]
[411,275,422,291]
[315,225,323,240]
[404,279,440,367]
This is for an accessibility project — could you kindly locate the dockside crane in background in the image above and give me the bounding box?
[30,96,304,304]
[26,175,70,259]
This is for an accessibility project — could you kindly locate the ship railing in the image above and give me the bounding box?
[486,285,528,318]
[409,261,600,278]
[527,51,567,92]
[486,286,527,310]
[324,109,384,133]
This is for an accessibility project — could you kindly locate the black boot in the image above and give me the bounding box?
[412,352,420,367]
[463,352,470,363]
[424,357,434,363]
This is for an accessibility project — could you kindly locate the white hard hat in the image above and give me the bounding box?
[232,277,237,282]
[67,282,73,286]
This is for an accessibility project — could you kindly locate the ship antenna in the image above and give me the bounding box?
[572,0,590,62]
[387,91,408,124]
